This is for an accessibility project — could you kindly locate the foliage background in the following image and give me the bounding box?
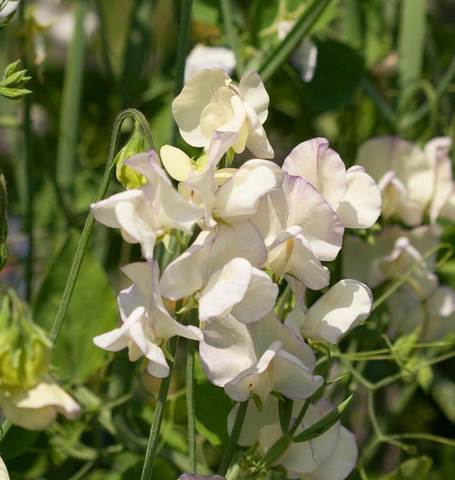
[0,0,454,478]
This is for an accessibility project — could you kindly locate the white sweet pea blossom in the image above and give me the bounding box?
[343,226,440,291]
[199,313,323,402]
[0,456,8,480]
[93,262,202,378]
[172,68,274,158]
[91,151,202,259]
[286,279,373,344]
[356,136,455,225]
[160,221,276,324]
[185,44,236,81]
[283,138,381,229]
[0,376,80,431]
[253,172,344,290]
[161,139,282,228]
[388,285,455,341]
[257,401,357,480]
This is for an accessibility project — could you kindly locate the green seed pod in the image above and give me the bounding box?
[0,290,51,392]
[115,122,148,189]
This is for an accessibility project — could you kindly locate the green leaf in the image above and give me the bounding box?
[293,394,353,443]
[432,374,455,423]
[0,427,40,460]
[304,38,364,111]
[398,0,426,91]
[33,230,117,383]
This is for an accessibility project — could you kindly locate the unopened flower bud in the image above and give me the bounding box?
[0,290,50,391]
[115,123,148,189]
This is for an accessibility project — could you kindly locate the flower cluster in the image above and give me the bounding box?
[92,69,382,479]
[345,136,455,342]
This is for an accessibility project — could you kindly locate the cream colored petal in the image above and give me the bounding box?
[160,230,213,300]
[231,267,278,323]
[224,343,278,402]
[336,166,381,229]
[228,396,279,447]
[91,189,144,229]
[0,378,80,430]
[199,314,257,387]
[300,279,373,344]
[306,427,358,480]
[184,44,236,81]
[284,174,344,261]
[283,138,346,208]
[213,159,280,220]
[244,103,274,159]
[172,68,230,147]
[160,145,193,181]
[199,258,253,321]
[239,70,270,123]
[272,350,323,399]
[0,456,9,480]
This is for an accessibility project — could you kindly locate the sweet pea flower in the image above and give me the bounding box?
[184,44,236,81]
[161,138,282,228]
[0,376,80,431]
[253,172,344,290]
[199,313,323,402]
[160,220,277,324]
[283,138,381,229]
[257,400,357,480]
[0,456,8,480]
[91,151,202,260]
[172,68,274,158]
[388,285,455,341]
[356,136,455,225]
[285,279,373,344]
[93,262,202,378]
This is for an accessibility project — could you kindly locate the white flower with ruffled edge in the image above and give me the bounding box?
[172,68,274,159]
[93,261,202,378]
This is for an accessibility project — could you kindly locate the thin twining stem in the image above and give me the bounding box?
[140,337,179,480]
[219,400,249,476]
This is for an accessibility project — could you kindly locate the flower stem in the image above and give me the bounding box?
[48,109,153,344]
[140,337,179,480]
[186,335,197,472]
[220,0,243,76]
[19,1,34,301]
[170,0,193,144]
[219,400,248,476]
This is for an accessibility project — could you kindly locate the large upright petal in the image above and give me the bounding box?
[284,174,344,261]
[336,166,381,229]
[283,138,346,208]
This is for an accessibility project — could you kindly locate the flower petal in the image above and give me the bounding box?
[239,71,270,124]
[336,166,381,229]
[160,145,193,181]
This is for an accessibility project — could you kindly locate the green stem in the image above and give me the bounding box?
[219,400,248,475]
[56,0,87,198]
[220,0,243,76]
[171,0,193,144]
[19,1,34,301]
[140,338,179,480]
[186,319,197,472]
[258,0,335,82]
[48,109,153,344]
